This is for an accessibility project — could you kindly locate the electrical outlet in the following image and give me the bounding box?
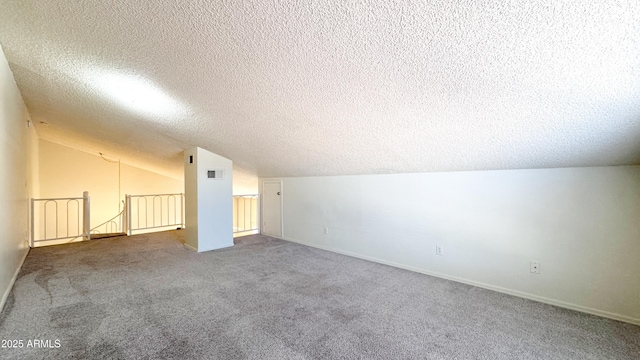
[530,261,540,274]
[435,245,443,256]
[323,227,329,235]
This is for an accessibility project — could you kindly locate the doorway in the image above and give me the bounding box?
[261,180,282,237]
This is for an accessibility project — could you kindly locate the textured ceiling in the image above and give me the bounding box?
[1,0,639,178]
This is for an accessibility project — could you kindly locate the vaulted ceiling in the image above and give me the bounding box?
[1,1,639,178]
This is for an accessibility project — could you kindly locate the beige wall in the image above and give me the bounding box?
[0,44,36,312]
[233,167,259,195]
[267,165,640,325]
[38,139,184,241]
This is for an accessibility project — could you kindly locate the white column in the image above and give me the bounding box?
[184,147,233,252]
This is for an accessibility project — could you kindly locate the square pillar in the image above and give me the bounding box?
[184,147,233,252]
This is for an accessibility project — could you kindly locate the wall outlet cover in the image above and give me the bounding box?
[530,261,541,274]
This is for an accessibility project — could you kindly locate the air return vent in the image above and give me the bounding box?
[207,170,224,179]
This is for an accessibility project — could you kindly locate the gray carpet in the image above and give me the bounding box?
[1,231,638,359]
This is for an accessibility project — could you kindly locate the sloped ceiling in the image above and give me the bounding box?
[1,1,639,178]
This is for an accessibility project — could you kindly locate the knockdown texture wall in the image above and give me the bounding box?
[0,44,36,312]
[268,166,640,324]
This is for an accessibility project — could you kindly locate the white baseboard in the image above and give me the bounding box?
[279,235,640,326]
[233,230,259,238]
[183,243,197,252]
[184,242,234,253]
[198,243,234,252]
[0,247,30,314]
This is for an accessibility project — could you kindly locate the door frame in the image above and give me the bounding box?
[260,180,284,238]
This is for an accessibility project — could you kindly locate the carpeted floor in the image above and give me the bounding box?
[0,231,638,359]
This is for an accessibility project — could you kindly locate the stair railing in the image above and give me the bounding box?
[233,194,259,234]
[125,193,184,235]
[30,191,90,247]
[90,200,126,235]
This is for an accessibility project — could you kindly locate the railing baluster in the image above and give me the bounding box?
[233,194,259,234]
[30,198,35,248]
[83,191,90,240]
[123,193,185,235]
[127,195,132,235]
[66,199,80,238]
[75,200,80,237]
[30,193,89,246]
[152,195,162,228]
[43,200,59,240]
[167,195,176,226]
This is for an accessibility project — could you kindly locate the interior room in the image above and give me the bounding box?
[1,1,639,359]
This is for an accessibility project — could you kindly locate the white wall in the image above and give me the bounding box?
[184,147,233,252]
[0,44,37,312]
[37,139,183,242]
[265,166,640,325]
